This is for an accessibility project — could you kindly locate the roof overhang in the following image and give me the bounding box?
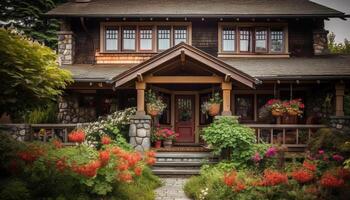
[112,43,259,88]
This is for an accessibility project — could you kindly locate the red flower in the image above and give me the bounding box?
[126,152,142,167]
[101,135,111,145]
[303,161,316,172]
[146,151,156,158]
[234,182,246,192]
[68,130,85,143]
[52,139,62,149]
[119,172,133,183]
[117,161,129,171]
[223,171,237,187]
[261,170,288,186]
[72,160,101,177]
[134,167,143,176]
[56,158,67,172]
[320,173,344,188]
[99,150,110,166]
[146,157,156,166]
[291,169,314,183]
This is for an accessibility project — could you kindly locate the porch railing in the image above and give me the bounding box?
[30,124,80,144]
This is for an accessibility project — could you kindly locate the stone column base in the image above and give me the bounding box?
[129,115,152,152]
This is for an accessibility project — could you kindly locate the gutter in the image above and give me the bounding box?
[256,75,350,80]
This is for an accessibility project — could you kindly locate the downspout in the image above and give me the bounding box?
[80,17,96,64]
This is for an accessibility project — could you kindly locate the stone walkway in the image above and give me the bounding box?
[155,178,192,200]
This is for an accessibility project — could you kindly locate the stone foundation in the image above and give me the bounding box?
[313,29,329,55]
[129,115,151,152]
[58,31,75,65]
[57,96,96,123]
[329,116,350,132]
[0,124,31,141]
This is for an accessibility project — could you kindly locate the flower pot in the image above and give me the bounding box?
[154,140,162,148]
[163,139,173,148]
[146,104,160,116]
[208,103,220,116]
[272,110,283,117]
[288,110,299,116]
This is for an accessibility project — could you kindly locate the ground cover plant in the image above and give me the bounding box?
[0,130,161,200]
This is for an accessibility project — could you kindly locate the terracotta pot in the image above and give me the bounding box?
[208,103,221,116]
[163,139,173,148]
[146,104,160,116]
[288,110,299,116]
[154,140,162,148]
[272,110,283,117]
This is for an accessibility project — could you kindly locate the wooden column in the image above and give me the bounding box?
[335,83,345,117]
[136,81,146,116]
[221,82,232,116]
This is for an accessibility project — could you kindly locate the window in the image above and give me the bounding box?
[270,29,284,53]
[255,28,267,52]
[222,27,235,52]
[239,28,252,52]
[122,28,136,50]
[105,27,118,51]
[158,27,171,50]
[174,26,187,45]
[139,28,153,51]
[235,95,254,121]
[159,93,171,125]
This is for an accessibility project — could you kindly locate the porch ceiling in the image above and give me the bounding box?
[112,43,258,88]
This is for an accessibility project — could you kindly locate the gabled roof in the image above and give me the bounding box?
[112,42,258,88]
[47,0,344,18]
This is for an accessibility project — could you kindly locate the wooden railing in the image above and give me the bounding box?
[246,124,327,150]
[30,124,80,144]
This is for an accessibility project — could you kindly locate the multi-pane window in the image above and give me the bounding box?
[270,29,284,53]
[174,27,187,45]
[122,28,136,50]
[105,27,118,51]
[158,27,171,50]
[239,28,252,52]
[222,27,235,52]
[255,28,267,52]
[139,28,153,50]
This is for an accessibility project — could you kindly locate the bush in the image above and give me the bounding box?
[308,128,350,154]
[22,101,58,123]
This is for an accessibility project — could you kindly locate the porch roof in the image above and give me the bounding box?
[112,43,258,88]
[46,0,344,18]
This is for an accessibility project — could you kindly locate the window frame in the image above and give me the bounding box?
[173,26,188,46]
[221,26,236,53]
[218,22,288,57]
[157,26,172,51]
[104,26,120,52]
[269,27,285,54]
[122,26,137,51]
[100,22,191,53]
[138,26,154,52]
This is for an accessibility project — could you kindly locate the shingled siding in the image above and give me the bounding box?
[192,19,218,56]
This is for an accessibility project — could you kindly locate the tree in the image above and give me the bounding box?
[0,28,72,117]
[328,32,350,54]
[0,0,67,49]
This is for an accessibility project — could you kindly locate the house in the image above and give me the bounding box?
[47,0,349,151]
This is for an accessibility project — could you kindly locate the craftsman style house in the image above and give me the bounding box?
[47,0,349,148]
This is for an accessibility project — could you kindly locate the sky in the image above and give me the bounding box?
[311,0,350,43]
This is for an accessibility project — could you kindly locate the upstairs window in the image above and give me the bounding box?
[158,27,171,51]
[270,29,284,53]
[222,27,235,52]
[105,27,118,51]
[174,26,187,45]
[239,28,252,52]
[255,28,267,52]
[122,28,136,51]
[139,28,153,51]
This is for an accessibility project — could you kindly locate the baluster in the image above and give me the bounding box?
[282,128,286,144]
[270,128,273,144]
[51,128,55,140]
[257,128,261,143]
[64,128,68,143]
[43,129,47,142]
[296,128,299,144]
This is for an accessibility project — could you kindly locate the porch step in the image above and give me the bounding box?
[152,152,218,175]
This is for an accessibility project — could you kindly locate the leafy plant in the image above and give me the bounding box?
[22,101,58,124]
[145,89,166,115]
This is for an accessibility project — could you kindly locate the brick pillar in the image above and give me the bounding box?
[129,115,151,152]
[313,29,329,55]
[58,31,75,65]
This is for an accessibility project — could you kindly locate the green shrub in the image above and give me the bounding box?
[23,101,58,124]
[308,128,350,154]
[0,178,31,200]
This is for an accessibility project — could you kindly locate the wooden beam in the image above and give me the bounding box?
[144,76,223,84]
[137,73,143,82]
[180,50,185,65]
[225,74,231,82]
[135,82,146,116]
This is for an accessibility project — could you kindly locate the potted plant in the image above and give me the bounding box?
[286,99,304,116]
[201,92,223,117]
[157,128,179,148]
[265,99,285,117]
[145,89,167,117]
[151,128,164,148]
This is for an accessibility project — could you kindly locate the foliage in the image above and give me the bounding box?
[0,0,67,49]
[152,128,179,141]
[84,107,136,149]
[201,116,259,168]
[22,101,58,124]
[345,93,350,116]
[0,133,160,199]
[0,28,72,117]
[328,32,350,54]
[145,89,167,115]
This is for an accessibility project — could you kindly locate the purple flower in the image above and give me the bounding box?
[252,152,262,163]
[332,154,344,162]
[318,150,324,155]
[265,147,277,157]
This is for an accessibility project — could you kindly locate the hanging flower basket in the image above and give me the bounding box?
[146,103,161,116]
[145,89,167,117]
[208,103,221,116]
[287,110,299,116]
[272,109,284,117]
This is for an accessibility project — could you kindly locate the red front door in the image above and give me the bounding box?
[175,95,195,143]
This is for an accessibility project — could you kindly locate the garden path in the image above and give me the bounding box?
[155,178,192,200]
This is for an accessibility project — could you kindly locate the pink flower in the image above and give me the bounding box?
[318,150,324,155]
[252,152,262,163]
[332,154,344,162]
[265,147,277,157]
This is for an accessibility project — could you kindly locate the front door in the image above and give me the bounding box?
[175,95,195,143]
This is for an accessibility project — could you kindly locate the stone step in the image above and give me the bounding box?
[152,167,200,175]
[155,152,216,158]
[154,161,216,167]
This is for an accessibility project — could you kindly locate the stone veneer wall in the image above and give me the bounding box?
[129,115,151,152]
[329,116,350,132]
[0,124,30,141]
[58,96,96,123]
[313,29,329,55]
[58,31,75,65]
